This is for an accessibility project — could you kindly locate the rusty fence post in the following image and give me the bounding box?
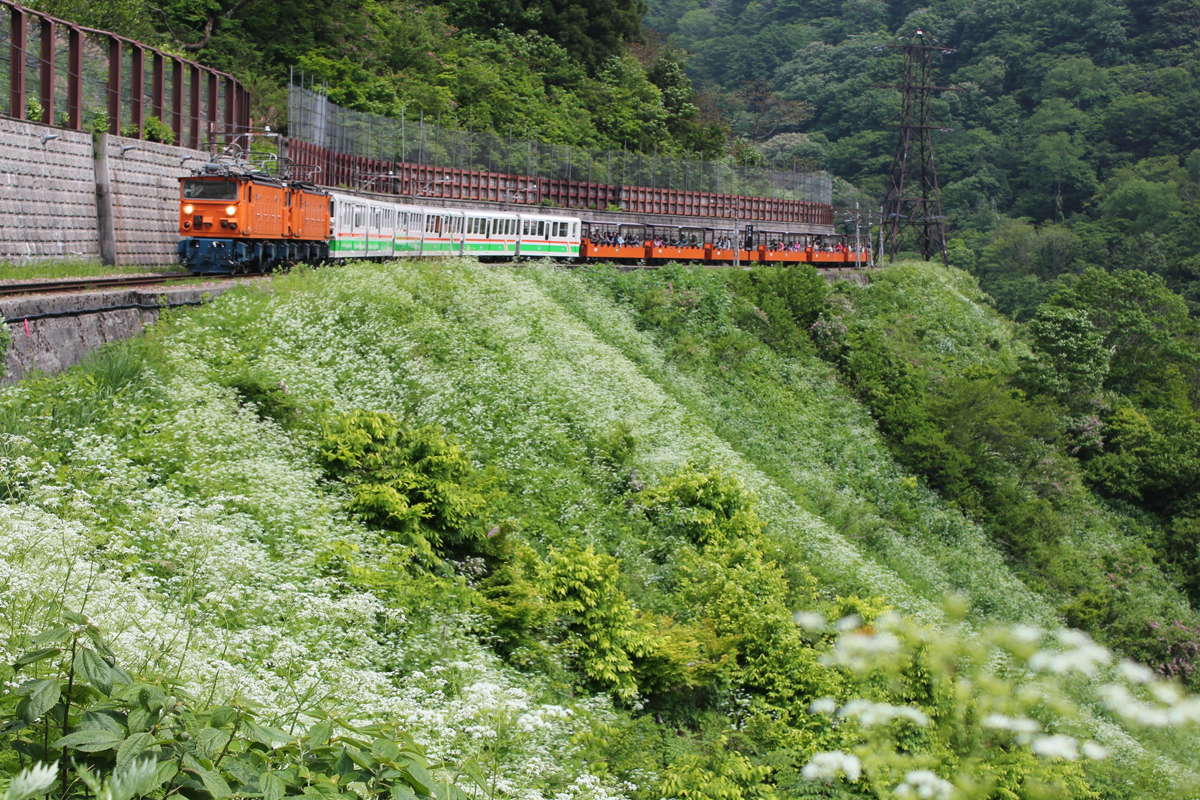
[10,5,25,119]
[171,57,182,142]
[130,44,143,137]
[107,36,121,134]
[223,75,234,143]
[67,25,81,129]
[206,70,217,145]
[152,50,164,122]
[38,16,53,124]
[188,63,200,148]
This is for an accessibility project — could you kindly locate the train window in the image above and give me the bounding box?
[538,221,546,238]
[572,222,578,238]
[354,206,363,228]
[181,179,239,200]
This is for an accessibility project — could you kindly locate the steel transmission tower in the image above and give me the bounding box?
[879,30,959,265]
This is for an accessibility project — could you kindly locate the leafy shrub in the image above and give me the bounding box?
[220,366,304,427]
[317,410,493,564]
[538,543,651,700]
[638,463,762,552]
[141,115,175,145]
[0,614,456,800]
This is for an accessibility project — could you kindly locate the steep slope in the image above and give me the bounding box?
[0,261,1197,800]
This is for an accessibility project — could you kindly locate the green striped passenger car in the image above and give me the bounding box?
[328,191,580,261]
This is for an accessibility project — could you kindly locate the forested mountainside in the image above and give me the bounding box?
[643,0,1200,316]
[29,0,1200,316]
[26,0,726,156]
[2,262,1200,800]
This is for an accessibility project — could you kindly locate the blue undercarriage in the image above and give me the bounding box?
[178,238,330,274]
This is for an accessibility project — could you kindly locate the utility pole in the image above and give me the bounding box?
[877,29,960,265]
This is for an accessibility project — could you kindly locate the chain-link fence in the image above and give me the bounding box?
[288,84,831,205]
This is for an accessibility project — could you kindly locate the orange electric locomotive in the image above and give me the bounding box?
[178,164,332,273]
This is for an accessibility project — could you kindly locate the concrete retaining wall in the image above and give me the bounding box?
[1,284,234,382]
[0,118,203,267]
[0,119,100,262]
[108,137,201,265]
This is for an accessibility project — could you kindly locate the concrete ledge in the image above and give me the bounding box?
[2,283,237,382]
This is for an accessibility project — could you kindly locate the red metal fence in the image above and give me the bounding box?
[1,0,248,147]
[287,139,833,225]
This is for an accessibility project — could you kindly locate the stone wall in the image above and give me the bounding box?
[0,118,203,267]
[1,283,235,381]
[107,137,201,265]
[0,119,100,262]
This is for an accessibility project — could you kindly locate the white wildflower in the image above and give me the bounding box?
[801,751,862,783]
[1029,630,1111,676]
[834,614,863,632]
[793,611,827,632]
[809,697,838,715]
[981,714,1040,739]
[1031,734,1079,760]
[1080,741,1109,760]
[1116,660,1155,685]
[893,770,954,800]
[839,699,929,727]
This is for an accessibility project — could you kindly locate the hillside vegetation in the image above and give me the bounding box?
[643,0,1200,314]
[2,260,1199,800]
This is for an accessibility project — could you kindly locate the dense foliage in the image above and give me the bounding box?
[24,0,725,156]
[640,0,1200,310]
[3,261,1200,800]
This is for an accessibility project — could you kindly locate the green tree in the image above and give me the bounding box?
[1025,131,1096,221]
[1021,305,1111,407]
[1048,268,1200,407]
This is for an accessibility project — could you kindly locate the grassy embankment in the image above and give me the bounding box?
[0,260,1197,800]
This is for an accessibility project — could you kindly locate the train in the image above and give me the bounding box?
[177,162,869,274]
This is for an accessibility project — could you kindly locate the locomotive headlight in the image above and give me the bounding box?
[225,205,237,216]
[183,204,194,214]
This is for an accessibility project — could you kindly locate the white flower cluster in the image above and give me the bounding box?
[1028,629,1112,676]
[823,630,904,671]
[893,770,954,800]
[1099,683,1200,728]
[800,751,862,783]
[839,699,930,728]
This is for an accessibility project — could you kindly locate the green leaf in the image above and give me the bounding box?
[17,679,60,723]
[53,728,124,752]
[331,750,357,778]
[76,648,116,695]
[262,774,287,800]
[399,761,433,797]
[371,739,400,761]
[184,754,232,800]
[305,719,334,747]
[150,761,179,792]
[242,719,290,745]
[344,746,374,771]
[389,784,418,800]
[209,706,238,729]
[14,648,61,667]
[62,610,89,626]
[197,727,232,760]
[31,627,71,647]
[117,732,158,772]
[81,710,125,737]
[127,706,153,733]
